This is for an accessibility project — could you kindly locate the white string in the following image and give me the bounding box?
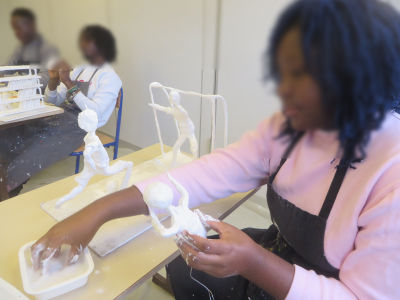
[189,267,215,300]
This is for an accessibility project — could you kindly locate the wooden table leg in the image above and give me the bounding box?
[152,272,174,295]
[0,162,9,201]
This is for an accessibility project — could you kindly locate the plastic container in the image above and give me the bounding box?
[19,241,94,300]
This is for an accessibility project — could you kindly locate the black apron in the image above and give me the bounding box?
[0,68,98,192]
[167,132,348,300]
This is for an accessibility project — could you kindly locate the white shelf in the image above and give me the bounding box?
[0,103,45,117]
[0,95,43,105]
[0,65,39,72]
[0,104,62,122]
[0,75,41,83]
[0,83,43,93]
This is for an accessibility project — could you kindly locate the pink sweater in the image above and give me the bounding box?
[136,112,400,299]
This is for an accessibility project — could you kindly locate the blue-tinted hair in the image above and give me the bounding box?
[267,0,400,166]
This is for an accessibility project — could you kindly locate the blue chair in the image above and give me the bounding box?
[70,88,124,174]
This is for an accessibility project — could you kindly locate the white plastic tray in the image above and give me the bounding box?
[19,241,94,300]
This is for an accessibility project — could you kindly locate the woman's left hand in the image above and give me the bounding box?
[177,221,258,278]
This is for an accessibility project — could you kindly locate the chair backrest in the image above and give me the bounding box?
[116,89,122,109]
[114,88,123,142]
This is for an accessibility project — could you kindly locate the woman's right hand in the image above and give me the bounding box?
[31,207,102,270]
[31,185,148,270]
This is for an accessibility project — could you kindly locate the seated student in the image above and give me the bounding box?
[31,0,400,299]
[7,8,59,89]
[0,25,121,197]
[45,25,121,128]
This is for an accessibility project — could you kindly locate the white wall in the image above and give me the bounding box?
[216,0,293,143]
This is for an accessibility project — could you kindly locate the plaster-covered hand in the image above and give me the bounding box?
[31,206,103,270]
[178,221,258,278]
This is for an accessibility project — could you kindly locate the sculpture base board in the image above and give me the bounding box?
[0,104,62,123]
[41,151,193,257]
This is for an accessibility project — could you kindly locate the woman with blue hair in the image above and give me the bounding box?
[32,0,400,299]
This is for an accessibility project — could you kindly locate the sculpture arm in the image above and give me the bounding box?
[167,173,189,207]
[149,103,172,114]
[149,208,180,237]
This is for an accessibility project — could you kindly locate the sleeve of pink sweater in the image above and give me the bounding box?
[136,113,281,210]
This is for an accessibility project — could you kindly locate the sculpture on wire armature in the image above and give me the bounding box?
[149,90,198,167]
[149,82,229,168]
[55,109,133,208]
[143,173,217,238]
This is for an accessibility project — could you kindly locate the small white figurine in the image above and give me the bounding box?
[149,90,198,166]
[143,173,216,238]
[55,109,133,208]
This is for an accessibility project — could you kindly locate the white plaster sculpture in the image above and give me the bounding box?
[143,173,217,238]
[149,82,228,165]
[55,109,133,208]
[0,65,44,116]
[149,90,198,167]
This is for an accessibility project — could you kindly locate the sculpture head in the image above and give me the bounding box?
[168,90,181,106]
[143,181,174,210]
[78,109,98,133]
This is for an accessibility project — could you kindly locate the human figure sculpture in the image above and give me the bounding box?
[149,90,198,166]
[143,173,215,238]
[55,109,133,208]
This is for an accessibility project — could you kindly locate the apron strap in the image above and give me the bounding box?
[75,69,85,81]
[269,132,304,183]
[318,162,348,218]
[75,67,99,82]
[87,68,99,83]
[269,131,349,220]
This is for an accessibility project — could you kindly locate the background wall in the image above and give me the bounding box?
[0,0,205,151]
[1,0,399,150]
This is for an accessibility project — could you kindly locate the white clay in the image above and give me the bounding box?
[143,181,174,210]
[149,90,198,167]
[55,109,133,208]
[143,173,217,238]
